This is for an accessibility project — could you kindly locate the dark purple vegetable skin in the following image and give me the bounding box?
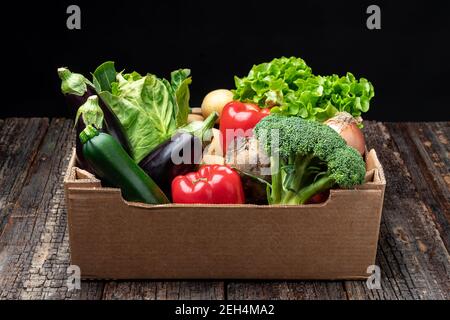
[63,88,94,171]
[64,86,132,171]
[139,132,202,199]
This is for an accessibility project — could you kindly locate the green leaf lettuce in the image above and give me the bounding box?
[233,56,375,122]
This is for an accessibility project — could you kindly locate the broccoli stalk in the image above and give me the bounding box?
[271,154,334,204]
[255,115,366,205]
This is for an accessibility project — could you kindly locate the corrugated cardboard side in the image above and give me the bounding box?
[64,149,386,280]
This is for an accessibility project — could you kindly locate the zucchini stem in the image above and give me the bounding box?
[80,125,100,144]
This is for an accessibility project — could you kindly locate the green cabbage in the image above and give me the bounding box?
[170,69,192,128]
[94,62,192,163]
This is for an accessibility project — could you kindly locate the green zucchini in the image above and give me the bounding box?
[80,125,169,204]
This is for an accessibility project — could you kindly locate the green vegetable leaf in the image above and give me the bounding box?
[93,61,117,93]
[58,67,92,96]
[75,95,104,129]
[123,71,143,81]
[100,73,178,163]
[171,69,190,90]
[170,69,192,127]
[233,57,374,122]
[89,62,193,163]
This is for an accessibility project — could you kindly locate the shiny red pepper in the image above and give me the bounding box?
[219,101,270,153]
[171,165,245,204]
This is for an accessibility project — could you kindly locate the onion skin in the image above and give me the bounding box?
[325,112,366,156]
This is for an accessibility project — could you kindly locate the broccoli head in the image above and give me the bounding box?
[254,115,366,204]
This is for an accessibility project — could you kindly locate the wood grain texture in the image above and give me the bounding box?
[0,118,49,233]
[226,281,347,300]
[102,281,224,300]
[388,123,450,250]
[0,119,76,299]
[0,119,449,300]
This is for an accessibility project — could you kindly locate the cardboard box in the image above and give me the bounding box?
[64,148,385,280]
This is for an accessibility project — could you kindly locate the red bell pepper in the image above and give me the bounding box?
[171,165,245,204]
[219,101,270,153]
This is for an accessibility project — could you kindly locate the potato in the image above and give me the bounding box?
[187,114,204,123]
[201,89,234,123]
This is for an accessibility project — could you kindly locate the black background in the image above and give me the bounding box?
[2,0,449,121]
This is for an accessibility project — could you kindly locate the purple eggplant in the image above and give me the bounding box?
[139,133,201,198]
[138,112,218,198]
[58,67,131,170]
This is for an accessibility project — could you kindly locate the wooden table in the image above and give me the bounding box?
[0,119,449,300]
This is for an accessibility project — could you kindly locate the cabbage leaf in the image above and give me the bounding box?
[100,73,178,163]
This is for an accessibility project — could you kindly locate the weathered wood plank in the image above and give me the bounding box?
[342,122,450,300]
[0,118,99,299]
[424,123,450,167]
[397,122,450,250]
[227,281,347,300]
[0,118,49,234]
[78,281,105,300]
[102,281,224,300]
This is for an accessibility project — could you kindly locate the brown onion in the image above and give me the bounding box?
[325,112,366,156]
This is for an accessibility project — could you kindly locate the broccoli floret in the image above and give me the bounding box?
[254,115,366,204]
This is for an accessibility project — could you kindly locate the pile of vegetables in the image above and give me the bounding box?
[59,56,374,206]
